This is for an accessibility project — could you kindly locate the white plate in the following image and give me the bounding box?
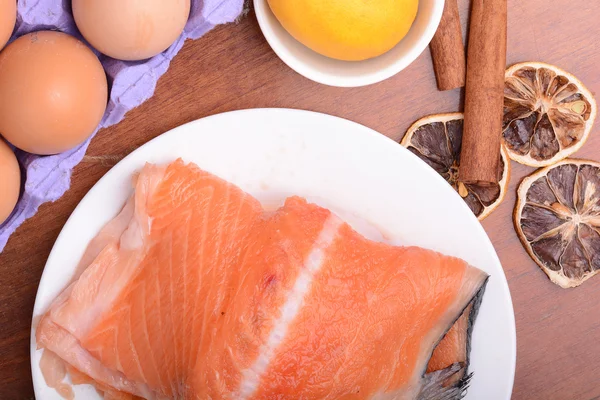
[31,109,516,399]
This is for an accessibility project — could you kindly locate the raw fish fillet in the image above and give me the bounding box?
[36,159,488,399]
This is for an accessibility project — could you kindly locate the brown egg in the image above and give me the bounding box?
[0,0,16,51]
[73,0,191,61]
[0,137,20,224]
[0,31,108,155]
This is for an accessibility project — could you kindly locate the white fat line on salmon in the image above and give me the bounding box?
[236,214,343,399]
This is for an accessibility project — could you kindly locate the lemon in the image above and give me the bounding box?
[503,62,597,167]
[514,160,600,288]
[401,113,511,221]
[267,0,419,61]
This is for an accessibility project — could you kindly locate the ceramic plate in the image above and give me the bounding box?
[31,108,516,399]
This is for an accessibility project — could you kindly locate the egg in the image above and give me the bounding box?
[0,0,16,51]
[0,137,20,224]
[73,0,191,61]
[0,31,108,155]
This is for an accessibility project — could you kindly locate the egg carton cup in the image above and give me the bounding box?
[0,0,245,252]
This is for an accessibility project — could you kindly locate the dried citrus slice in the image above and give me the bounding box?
[401,113,510,220]
[515,159,600,288]
[503,62,597,167]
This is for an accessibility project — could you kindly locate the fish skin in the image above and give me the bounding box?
[418,363,471,400]
[419,278,489,400]
[35,160,489,399]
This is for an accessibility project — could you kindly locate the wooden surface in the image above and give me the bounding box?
[1,1,599,398]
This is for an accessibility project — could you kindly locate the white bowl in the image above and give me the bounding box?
[254,0,445,87]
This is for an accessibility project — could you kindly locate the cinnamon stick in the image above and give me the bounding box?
[459,0,507,186]
[429,0,466,91]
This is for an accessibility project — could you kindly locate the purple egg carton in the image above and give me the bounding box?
[0,0,245,251]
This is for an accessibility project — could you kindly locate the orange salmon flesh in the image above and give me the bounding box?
[36,159,488,399]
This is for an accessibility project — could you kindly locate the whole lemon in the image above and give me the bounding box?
[267,0,419,61]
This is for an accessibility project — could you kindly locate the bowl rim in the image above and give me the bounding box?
[254,0,446,87]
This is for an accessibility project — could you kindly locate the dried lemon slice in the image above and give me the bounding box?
[515,159,600,288]
[401,113,510,220]
[503,62,597,167]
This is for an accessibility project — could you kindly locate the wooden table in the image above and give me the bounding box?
[1,1,599,398]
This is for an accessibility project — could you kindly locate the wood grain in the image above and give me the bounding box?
[429,0,466,90]
[1,1,600,398]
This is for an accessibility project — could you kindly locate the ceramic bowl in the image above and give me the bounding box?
[254,0,445,87]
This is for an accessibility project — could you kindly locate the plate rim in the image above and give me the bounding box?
[31,108,516,399]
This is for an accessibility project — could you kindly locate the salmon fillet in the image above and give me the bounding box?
[36,159,488,399]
